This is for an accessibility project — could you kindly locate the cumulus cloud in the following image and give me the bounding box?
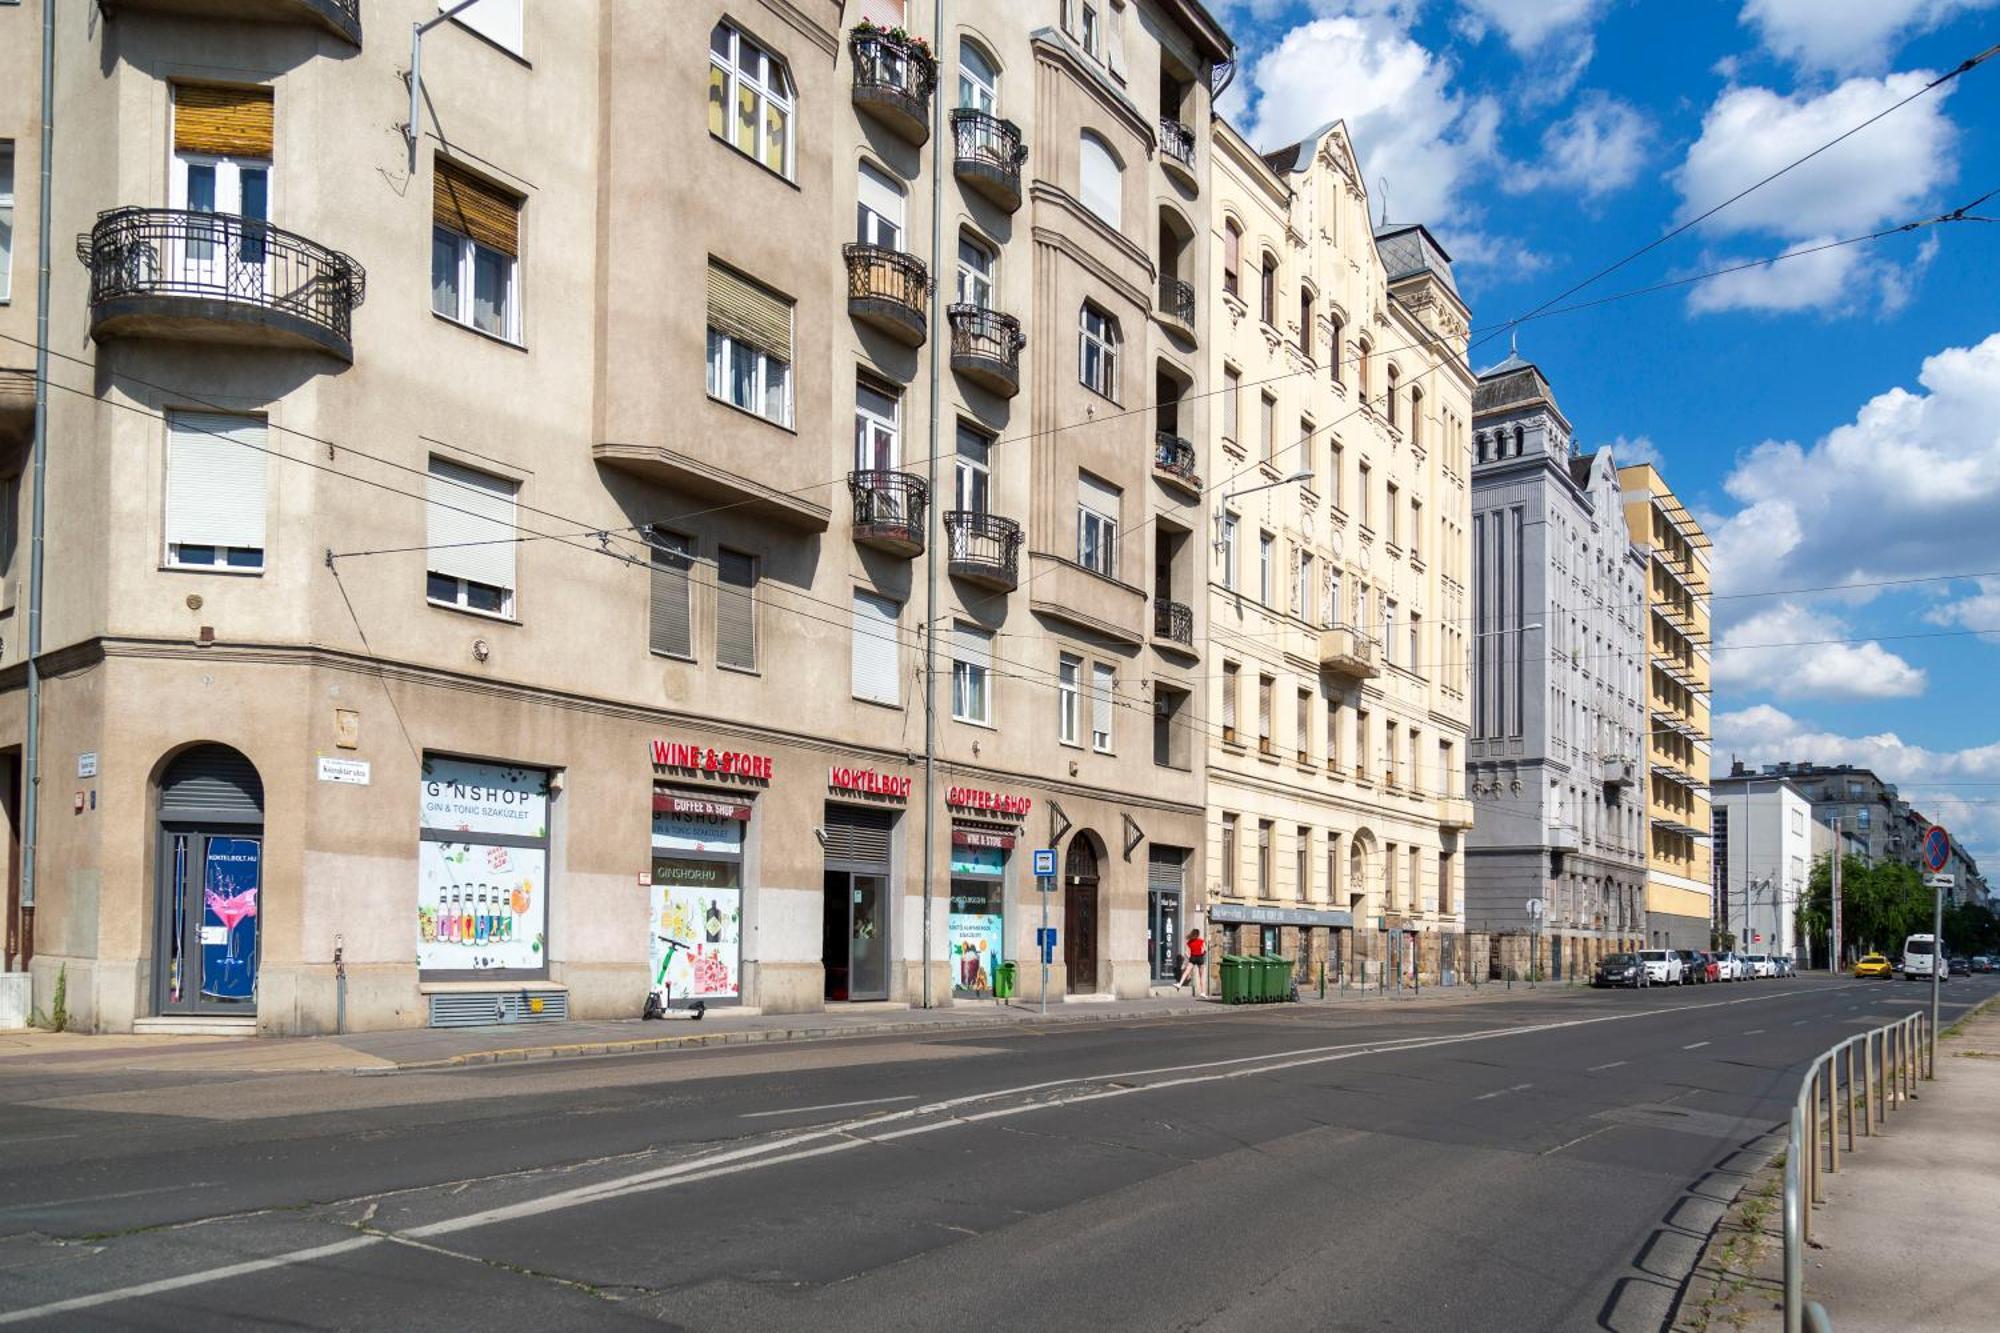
[1713,604,1928,699]
[1681,237,1937,317]
[1922,576,2000,641]
[1456,0,1606,50]
[1602,434,1663,468]
[1740,0,1997,74]
[1503,92,1651,198]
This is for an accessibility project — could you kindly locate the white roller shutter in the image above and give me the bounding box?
[1091,662,1114,749]
[442,0,523,55]
[851,589,901,705]
[426,457,518,591]
[1078,471,1120,519]
[165,411,268,552]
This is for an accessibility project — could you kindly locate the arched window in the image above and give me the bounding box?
[1222,220,1241,297]
[709,21,793,178]
[1299,287,1314,360]
[1357,336,1372,400]
[1386,365,1400,427]
[857,161,905,248]
[1329,312,1344,385]
[956,231,996,307]
[1348,839,1367,907]
[1078,302,1120,399]
[1259,252,1277,325]
[1409,384,1423,448]
[958,39,998,112]
[1078,131,1121,228]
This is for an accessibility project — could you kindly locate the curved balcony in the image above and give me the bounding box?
[108,0,362,46]
[951,109,1026,212]
[1156,276,1196,342]
[1152,431,1200,497]
[1153,598,1194,649]
[77,207,366,362]
[944,511,1021,592]
[1159,117,1198,190]
[947,304,1024,398]
[844,244,929,348]
[847,470,928,558]
[851,28,937,145]
[1318,626,1381,681]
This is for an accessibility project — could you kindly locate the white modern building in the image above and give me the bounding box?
[1709,768,1811,961]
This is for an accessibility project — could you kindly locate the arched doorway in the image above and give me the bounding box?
[153,744,265,1017]
[1064,833,1102,994]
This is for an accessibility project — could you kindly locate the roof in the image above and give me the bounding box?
[1472,341,1562,421]
[1372,222,1460,297]
[1261,120,1338,175]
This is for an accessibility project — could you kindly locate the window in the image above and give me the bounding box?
[1326,693,1343,771]
[958,39,998,113]
[1386,482,1400,546]
[1357,337,1372,401]
[1058,652,1082,744]
[1329,313,1344,385]
[1296,689,1312,764]
[1219,512,1238,590]
[1355,707,1370,780]
[1385,365,1400,427]
[1410,612,1422,678]
[1078,131,1121,228]
[1295,550,1313,622]
[1257,674,1274,755]
[1297,827,1312,900]
[956,233,995,307]
[1410,385,1423,448]
[1298,418,1315,475]
[851,589,901,704]
[1079,303,1120,399]
[1326,568,1342,628]
[1410,498,1422,561]
[1329,441,1343,508]
[1383,600,1397,666]
[648,528,694,659]
[1385,720,1399,785]
[1358,461,1372,528]
[857,161,905,249]
[432,161,521,341]
[709,20,792,176]
[1221,660,1240,742]
[1079,1,1102,58]
[955,422,992,512]
[0,142,11,301]
[446,0,523,57]
[1155,684,1189,769]
[1091,662,1115,752]
[171,87,272,278]
[1257,820,1273,897]
[1259,392,1276,463]
[1222,220,1241,296]
[951,623,994,722]
[1259,253,1276,325]
[425,457,517,616]
[706,262,794,426]
[1408,728,1422,793]
[1222,365,1241,443]
[1077,472,1120,578]
[1221,814,1238,892]
[854,380,900,471]
[1258,531,1275,605]
[715,548,759,670]
[164,411,268,572]
[1408,847,1422,912]
[1300,288,1314,358]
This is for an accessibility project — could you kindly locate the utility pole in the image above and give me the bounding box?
[916,0,948,1010]
[1930,874,1943,1077]
[20,0,57,949]
[1830,817,1843,973]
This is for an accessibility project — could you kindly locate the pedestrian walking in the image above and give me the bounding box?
[1179,929,1207,997]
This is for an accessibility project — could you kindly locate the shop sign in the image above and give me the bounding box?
[946,785,1033,816]
[651,856,737,890]
[649,740,774,781]
[951,828,1015,850]
[1210,902,1354,929]
[420,757,550,837]
[652,810,744,855]
[828,765,912,800]
[417,840,547,971]
[651,792,753,821]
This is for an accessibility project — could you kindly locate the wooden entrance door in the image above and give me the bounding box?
[1064,835,1100,993]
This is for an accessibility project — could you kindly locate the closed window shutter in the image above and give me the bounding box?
[426,457,517,591]
[1092,663,1114,744]
[705,262,793,363]
[856,0,906,26]
[1222,670,1236,730]
[851,589,901,704]
[165,411,268,551]
[823,806,894,871]
[857,162,905,241]
[716,548,758,669]
[434,160,520,257]
[1147,846,1185,892]
[1106,1,1127,77]
[1078,471,1120,519]
[953,623,992,675]
[173,85,273,158]
[649,529,693,658]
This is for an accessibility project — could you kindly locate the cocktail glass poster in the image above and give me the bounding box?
[417,841,547,971]
[650,861,741,1000]
[199,836,261,1000]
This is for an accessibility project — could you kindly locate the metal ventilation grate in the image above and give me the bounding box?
[428,989,569,1028]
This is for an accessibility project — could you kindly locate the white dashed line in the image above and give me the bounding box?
[1588,1060,1627,1071]
[1683,1041,1711,1050]
[1475,1082,1534,1101]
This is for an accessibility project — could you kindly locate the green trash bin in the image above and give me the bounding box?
[993,961,1016,1000]
[1247,954,1268,1003]
[1221,955,1248,1005]
[1266,954,1293,1002]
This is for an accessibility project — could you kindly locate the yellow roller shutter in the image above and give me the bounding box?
[705,262,792,362]
[173,85,274,158]
[433,161,520,258]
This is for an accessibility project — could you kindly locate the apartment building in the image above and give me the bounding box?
[1618,464,1713,948]
[0,0,1232,1034]
[1204,118,1475,988]
[1465,349,1647,980]
[1708,767,1810,961]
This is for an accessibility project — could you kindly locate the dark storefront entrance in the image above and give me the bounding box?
[153,745,265,1017]
[1063,834,1101,993]
[1146,846,1185,984]
[822,805,893,1001]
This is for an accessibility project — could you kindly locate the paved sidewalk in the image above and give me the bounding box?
[0,975,1577,1076]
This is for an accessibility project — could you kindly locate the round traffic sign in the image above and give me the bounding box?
[1923,825,1951,873]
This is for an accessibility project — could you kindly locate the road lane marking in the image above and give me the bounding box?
[0,980,1869,1325]
[1475,1082,1534,1101]
[1683,1041,1711,1050]
[741,1095,917,1119]
[1588,1060,1627,1071]
[1744,1029,1765,1035]
[1542,1125,1614,1156]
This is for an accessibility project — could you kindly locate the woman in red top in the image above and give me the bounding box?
[1180,929,1207,996]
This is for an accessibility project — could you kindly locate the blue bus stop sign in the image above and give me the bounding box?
[1033,848,1056,877]
[1923,826,1950,873]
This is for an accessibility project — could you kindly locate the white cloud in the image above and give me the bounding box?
[1504,92,1651,198]
[1713,604,1927,699]
[1922,576,2000,641]
[1740,0,1997,74]
[1457,0,1606,50]
[1682,237,1924,316]
[1602,434,1663,468]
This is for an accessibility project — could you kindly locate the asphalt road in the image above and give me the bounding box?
[3,973,1993,1331]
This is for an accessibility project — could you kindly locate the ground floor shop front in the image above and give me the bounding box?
[0,649,1201,1033]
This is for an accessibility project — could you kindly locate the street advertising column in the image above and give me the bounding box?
[418,756,553,980]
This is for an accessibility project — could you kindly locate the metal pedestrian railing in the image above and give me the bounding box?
[1784,1008,1932,1333]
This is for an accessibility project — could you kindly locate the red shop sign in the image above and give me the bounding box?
[649,739,774,781]
[952,828,1015,850]
[946,785,1033,816]
[652,793,753,821]
[828,766,912,800]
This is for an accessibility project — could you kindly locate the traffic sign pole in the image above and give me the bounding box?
[1926,826,1950,1070]
[1033,848,1056,1016]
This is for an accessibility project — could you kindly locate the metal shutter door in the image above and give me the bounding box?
[649,530,693,657]
[1147,847,1185,893]
[426,457,517,591]
[823,806,893,872]
[166,412,268,552]
[160,745,265,823]
[715,549,758,669]
[851,590,900,705]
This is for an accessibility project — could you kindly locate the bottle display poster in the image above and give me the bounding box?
[418,840,548,971]
[651,861,742,1000]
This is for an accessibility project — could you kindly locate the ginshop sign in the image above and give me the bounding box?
[946,786,1033,816]
[649,740,774,781]
[829,766,912,800]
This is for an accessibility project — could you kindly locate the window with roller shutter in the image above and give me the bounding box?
[432,159,522,342]
[706,260,794,427]
[1090,661,1114,752]
[425,457,518,617]
[165,411,269,571]
[648,528,694,660]
[851,589,901,705]
[715,548,758,671]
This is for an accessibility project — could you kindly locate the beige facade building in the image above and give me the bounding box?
[0,0,1234,1033]
[1203,119,1475,987]
[1619,464,1714,948]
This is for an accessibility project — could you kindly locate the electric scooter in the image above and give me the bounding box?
[642,933,707,1021]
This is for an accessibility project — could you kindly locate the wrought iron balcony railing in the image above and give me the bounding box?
[1153,431,1200,491]
[1153,598,1193,647]
[847,470,928,557]
[843,243,930,346]
[943,510,1022,590]
[1157,276,1196,331]
[947,304,1024,396]
[851,29,937,143]
[950,109,1026,211]
[1160,117,1197,173]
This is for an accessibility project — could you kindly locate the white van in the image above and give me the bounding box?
[1901,933,1947,981]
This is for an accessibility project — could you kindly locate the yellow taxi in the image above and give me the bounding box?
[1853,953,1894,979]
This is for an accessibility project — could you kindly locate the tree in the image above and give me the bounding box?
[1798,855,1933,960]
[1943,900,2000,956]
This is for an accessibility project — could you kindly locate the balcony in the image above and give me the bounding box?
[1437,796,1475,831]
[1317,626,1381,680]
[1156,276,1196,341]
[947,304,1024,398]
[950,110,1026,212]
[1152,598,1193,650]
[1603,757,1638,791]
[944,511,1021,592]
[1548,823,1580,853]
[106,0,362,45]
[850,28,936,145]
[847,470,928,558]
[1159,117,1198,190]
[77,207,366,362]
[844,244,929,347]
[1152,432,1200,497]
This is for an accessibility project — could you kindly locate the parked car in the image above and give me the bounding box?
[1696,951,1721,983]
[1594,953,1648,988]
[1902,933,1947,981]
[1948,956,1972,976]
[1677,949,1707,983]
[1853,953,1894,979]
[1774,956,1796,978]
[1745,953,1777,979]
[1974,956,1997,973]
[1637,949,1685,985]
[1720,951,1751,981]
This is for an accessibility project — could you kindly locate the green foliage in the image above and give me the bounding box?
[1943,901,2000,955]
[1798,854,1939,958]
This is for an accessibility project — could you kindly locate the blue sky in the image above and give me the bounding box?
[1211,0,2000,858]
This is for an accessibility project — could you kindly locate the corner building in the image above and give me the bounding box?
[1204,119,1476,988]
[0,0,1233,1033]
